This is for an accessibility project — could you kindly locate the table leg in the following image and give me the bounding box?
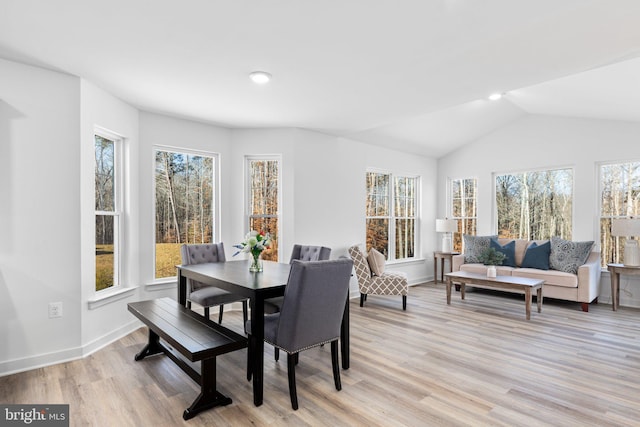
[460,282,466,300]
[446,277,451,304]
[434,257,438,284]
[440,258,445,283]
[611,271,619,311]
[341,296,350,369]
[537,287,542,313]
[177,269,187,306]
[250,295,265,406]
[525,288,531,320]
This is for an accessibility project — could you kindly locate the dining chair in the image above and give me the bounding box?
[181,243,248,325]
[245,258,353,410]
[264,244,331,361]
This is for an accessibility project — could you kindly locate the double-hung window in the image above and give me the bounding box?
[154,148,217,279]
[495,168,573,240]
[600,161,640,267]
[366,171,419,260]
[450,177,477,252]
[247,157,280,261]
[95,131,122,291]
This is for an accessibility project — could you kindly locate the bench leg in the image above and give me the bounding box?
[134,329,164,361]
[183,358,232,420]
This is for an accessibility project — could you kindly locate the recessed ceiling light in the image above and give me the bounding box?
[488,93,502,101]
[249,71,272,84]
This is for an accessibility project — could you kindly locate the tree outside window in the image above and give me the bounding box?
[495,168,573,240]
[366,171,418,260]
[451,178,477,252]
[95,133,121,291]
[247,158,280,261]
[600,161,640,267]
[154,149,216,279]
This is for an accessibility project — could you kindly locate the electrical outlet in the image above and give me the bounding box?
[49,302,63,318]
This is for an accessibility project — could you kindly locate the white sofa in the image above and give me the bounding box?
[452,238,601,312]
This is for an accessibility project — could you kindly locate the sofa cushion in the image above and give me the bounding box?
[463,235,497,263]
[367,248,386,276]
[512,268,578,288]
[521,241,551,270]
[549,237,594,274]
[460,263,515,276]
[490,238,516,267]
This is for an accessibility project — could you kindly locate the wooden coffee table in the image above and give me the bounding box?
[445,271,544,320]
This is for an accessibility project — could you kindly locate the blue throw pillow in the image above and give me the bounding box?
[521,241,551,270]
[489,238,516,267]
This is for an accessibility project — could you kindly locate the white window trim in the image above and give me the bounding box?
[94,128,124,293]
[245,155,282,262]
[152,145,220,281]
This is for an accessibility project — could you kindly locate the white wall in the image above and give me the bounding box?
[0,58,82,373]
[437,114,640,308]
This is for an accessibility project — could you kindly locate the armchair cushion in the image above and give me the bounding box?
[367,248,386,276]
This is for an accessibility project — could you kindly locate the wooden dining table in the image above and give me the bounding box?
[177,259,350,406]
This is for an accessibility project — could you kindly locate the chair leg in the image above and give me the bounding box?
[360,293,365,307]
[204,307,210,319]
[274,348,279,361]
[186,301,192,309]
[402,295,407,311]
[218,304,224,323]
[287,353,299,410]
[331,341,341,391]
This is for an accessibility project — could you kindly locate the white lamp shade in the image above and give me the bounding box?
[611,218,640,237]
[436,219,458,233]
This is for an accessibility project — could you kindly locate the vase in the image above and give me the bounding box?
[487,265,497,278]
[249,252,263,272]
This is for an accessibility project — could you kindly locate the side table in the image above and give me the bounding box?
[434,251,460,284]
[608,263,640,311]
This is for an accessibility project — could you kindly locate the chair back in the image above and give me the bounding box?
[274,259,353,353]
[289,244,332,263]
[348,245,371,291]
[181,243,226,291]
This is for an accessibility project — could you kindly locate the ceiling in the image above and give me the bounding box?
[1,0,640,158]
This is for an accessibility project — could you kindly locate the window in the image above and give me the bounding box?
[495,168,573,240]
[450,178,477,252]
[600,161,640,267]
[366,171,418,260]
[95,132,122,291]
[155,149,216,279]
[247,157,280,261]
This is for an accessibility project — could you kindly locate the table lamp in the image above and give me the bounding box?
[611,218,640,266]
[436,219,458,252]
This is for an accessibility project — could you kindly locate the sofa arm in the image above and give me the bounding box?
[577,251,602,303]
[452,254,465,272]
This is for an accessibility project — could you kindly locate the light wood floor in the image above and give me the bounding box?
[2,283,640,426]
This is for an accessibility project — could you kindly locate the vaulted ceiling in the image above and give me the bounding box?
[2,0,639,158]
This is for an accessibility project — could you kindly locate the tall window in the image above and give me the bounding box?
[600,161,640,267]
[451,178,477,252]
[247,157,280,261]
[366,171,418,260]
[95,132,122,291]
[495,168,573,240]
[155,149,216,279]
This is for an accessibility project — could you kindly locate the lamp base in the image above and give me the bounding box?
[624,239,640,267]
[441,235,452,253]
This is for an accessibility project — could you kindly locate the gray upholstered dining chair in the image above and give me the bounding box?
[181,243,248,325]
[245,258,353,410]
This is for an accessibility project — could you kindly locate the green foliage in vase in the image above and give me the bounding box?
[477,247,506,266]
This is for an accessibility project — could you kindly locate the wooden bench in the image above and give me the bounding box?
[127,297,247,420]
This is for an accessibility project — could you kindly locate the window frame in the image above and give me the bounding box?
[598,159,640,268]
[152,146,220,281]
[449,176,478,253]
[94,128,123,292]
[366,169,420,262]
[245,155,282,262]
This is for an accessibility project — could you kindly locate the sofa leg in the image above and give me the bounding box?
[581,302,589,312]
[593,297,598,304]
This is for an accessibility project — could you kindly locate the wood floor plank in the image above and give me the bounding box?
[2,283,640,426]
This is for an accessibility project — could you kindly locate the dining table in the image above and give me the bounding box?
[176,259,350,406]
